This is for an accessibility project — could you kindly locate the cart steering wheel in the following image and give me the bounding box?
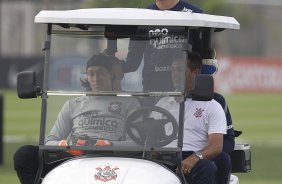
[126,106,178,147]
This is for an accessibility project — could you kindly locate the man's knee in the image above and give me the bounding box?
[223,135,235,154]
[188,160,217,183]
[213,152,232,184]
[213,152,231,169]
[196,159,217,175]
[14,145,38,169]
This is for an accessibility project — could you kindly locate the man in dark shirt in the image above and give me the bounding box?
[118,0,203,92]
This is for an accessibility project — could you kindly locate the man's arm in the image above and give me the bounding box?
[199,133,223,160]
[181,133,223,173]
[111,39,146,87]
[45,101,72,145]
[122,39,147,73]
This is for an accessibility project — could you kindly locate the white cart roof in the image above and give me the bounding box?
[35,8,239,30]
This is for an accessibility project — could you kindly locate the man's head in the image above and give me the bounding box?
[81,54,120,92]
[172,58,186,91]
[186,52,202,91]
[156,0,179,9]
[171,52,202,91]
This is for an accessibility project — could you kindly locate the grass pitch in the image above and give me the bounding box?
[0,90,282,183]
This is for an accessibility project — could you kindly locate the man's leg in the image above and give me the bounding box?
[14,145,68,184]
[185,159,217,184]
[212,152,232,184]
[14,145,39,184]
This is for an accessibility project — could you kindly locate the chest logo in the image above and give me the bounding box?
[94,165,119,182]
[194,108,204,118]
[108,101,122,115]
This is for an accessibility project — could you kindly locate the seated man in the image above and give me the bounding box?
[13,53,140,184]
[154,52,230,184]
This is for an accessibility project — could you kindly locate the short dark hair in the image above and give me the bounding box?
[187,52,202,71]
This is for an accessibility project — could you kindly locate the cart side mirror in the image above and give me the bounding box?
[190,74,214,101]
[17,71,41,99]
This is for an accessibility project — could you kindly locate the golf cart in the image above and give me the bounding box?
[17,8,250,184]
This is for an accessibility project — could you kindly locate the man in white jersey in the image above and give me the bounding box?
[154,52,229,184]
[13,53,140,184]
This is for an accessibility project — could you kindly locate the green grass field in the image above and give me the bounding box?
[0,90,282,183]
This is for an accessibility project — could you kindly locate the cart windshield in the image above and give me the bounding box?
[43,24,188,153]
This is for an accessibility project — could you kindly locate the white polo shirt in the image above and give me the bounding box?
[154,97,226,151]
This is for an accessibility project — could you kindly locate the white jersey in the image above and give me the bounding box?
[154,97,226,151]
[45,96,140,146]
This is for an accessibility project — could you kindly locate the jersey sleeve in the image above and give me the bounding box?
[122,38,147,73]
[207,100,227,135]
[45,100,73,145]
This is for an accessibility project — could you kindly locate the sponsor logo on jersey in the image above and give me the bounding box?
[77,112,118,132]
[148,28,185,50]
[94,165,119,182]
[83,111,99,118]
[194,108,204,118]
[227,125,233,130]
[149,28,169,37]
[108,101,122,115]
[155,65,171,72]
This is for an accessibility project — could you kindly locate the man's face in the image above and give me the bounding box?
[171,59,186,91]
[186,61,200,91]
[186,64,193,91]
[87,66,112,92]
